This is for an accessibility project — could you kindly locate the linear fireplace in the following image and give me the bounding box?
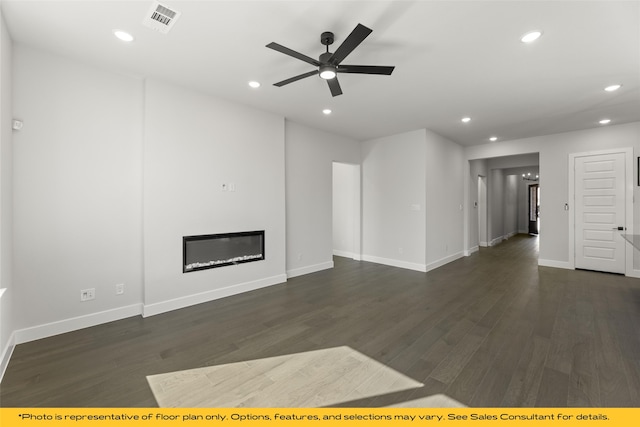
[183,230,265,273]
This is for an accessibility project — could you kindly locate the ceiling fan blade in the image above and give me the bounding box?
[327,77,343,97]
[328,23,372,65]
[338,65,395,75]
[274,70,318,87]
[266,42,320,67]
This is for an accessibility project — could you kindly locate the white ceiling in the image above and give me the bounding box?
[3,0,639,146]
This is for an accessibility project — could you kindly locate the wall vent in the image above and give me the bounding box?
[143,1,181,34]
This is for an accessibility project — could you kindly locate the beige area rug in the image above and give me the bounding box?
[147,346,425,407]
[387,394,466,408]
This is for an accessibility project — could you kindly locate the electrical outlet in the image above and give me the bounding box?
[115,283,124,295]
[80,288,95,302]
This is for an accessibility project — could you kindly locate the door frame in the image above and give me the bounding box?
[332,162,362,261]
[478,175,488,247]
[568,147,633,275]
[528,183,540,235]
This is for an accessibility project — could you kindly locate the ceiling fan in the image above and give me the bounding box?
[266,23,395,97]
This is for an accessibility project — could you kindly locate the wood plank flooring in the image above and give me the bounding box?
[1,235,640,407]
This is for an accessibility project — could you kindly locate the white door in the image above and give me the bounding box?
[574,153,626,274]
[478,175,487,247]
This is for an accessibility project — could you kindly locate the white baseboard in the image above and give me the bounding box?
[143,274,287,317]
[489,236,504,246]
[625,269,640,278]
[0,331,16,384]
[427,252,465,272]
[286,261,333,279]
[479,241,488,247]
[464,246,479,256]
[14,303,143,345]
[361,255,427,273]
[538,259,571,270]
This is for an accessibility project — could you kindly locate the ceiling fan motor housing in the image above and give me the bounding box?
[321,31,334,46]
[319,52,333,63]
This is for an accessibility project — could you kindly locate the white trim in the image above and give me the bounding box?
[286,262,333,279]
[465,246,479,256]
[538,258,571,270]
[627,269,640,279]
[489,236,504,246]
[143,274,287,317]
[14,304,143,345]
[0,331,16,384]
[568,147,634,275]
[361,255,427,272]
[479,241,489,247]
[426,252,465,272]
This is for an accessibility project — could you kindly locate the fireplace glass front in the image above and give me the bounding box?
[183,230,265,273]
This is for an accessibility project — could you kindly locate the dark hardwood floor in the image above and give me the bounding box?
[1,234,640,407]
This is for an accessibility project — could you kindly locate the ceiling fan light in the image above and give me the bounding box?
[319,65,337,80]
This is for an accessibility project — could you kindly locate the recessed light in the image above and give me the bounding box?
[604,84,622,92]
[113,30,134,42]
[322,109,332,115]
[599,119,611,125]
[248,81,261,88]
[461,117,471,123]
[489,136,498,142]
[521,30,542,43]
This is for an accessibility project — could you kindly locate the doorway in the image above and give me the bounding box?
[528,184,540,234]
[332,162,361,260]
[477,175,488,247]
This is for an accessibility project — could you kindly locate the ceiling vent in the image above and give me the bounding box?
[143,1,181,34]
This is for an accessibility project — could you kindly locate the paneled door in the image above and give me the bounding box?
[574,152,626,274]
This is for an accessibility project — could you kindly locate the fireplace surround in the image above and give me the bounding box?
[183,230,265,273]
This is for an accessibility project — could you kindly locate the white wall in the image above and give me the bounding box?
[285,121,360,278]
[504,174,518,238]
[362,128,464,272]
[362,129,427,271]
[465,122,640,268]
[489,168,505,244]
[425,130,465,269]
[143,79,286,315]
[332,162,359,259]
[467,159,488,250]
[503,166,540,233]
[12,46,144,340]
[0,10,13,378]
